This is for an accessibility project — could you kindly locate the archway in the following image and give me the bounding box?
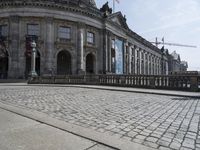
[25,51,40,78]
[86,53,95,74]
[57,50,72,75]
[0,50,8,79]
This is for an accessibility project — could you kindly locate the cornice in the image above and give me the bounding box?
[0,1,102,19]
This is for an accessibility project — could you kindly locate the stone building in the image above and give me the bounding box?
[180,61,188,72]
[0,0,169,79]
[168,51,188,74]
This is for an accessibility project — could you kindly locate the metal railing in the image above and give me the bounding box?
[28,74,200,92]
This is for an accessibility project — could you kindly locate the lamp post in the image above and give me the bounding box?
[30,40,37,77]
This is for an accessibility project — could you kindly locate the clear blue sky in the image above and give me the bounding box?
[96,0,200,71]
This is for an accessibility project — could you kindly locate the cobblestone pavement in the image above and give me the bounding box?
[0,85,200,150]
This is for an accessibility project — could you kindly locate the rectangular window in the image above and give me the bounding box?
[27,24,39,36]
[58,26,71,39]
[87,32,94,44]
[0,25,8,37]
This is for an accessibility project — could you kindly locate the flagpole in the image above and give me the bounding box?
[113,0,115,13]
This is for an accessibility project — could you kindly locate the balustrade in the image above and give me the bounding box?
[29,74,200,92]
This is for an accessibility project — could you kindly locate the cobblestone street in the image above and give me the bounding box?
[0,84,200,150]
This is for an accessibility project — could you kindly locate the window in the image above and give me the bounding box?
[87,32,94,44]
[58,26,71,39]
[27,24,39,36]
[0,25,8,37]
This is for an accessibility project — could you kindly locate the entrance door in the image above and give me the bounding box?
[86,53,95,74]
[0,51,8,79]
[57,51,72,75]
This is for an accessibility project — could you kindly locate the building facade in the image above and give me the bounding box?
[0,0,170,79]
[168,51,188,74]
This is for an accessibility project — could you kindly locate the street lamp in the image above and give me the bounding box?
[30,40,37,77]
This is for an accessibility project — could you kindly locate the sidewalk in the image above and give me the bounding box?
[0,102,155,150]
[0,108,115,150]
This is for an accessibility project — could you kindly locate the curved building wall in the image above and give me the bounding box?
[0,1,168,79]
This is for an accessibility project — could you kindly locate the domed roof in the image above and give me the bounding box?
[0,0,97,8]
[79,0,97,8]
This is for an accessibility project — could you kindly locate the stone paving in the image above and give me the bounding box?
[0,84,200,150]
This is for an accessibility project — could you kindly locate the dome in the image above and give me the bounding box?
[0,0,97,8]
[79,0,97,8]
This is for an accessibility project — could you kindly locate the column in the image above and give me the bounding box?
[135,47,138,74]
[154,56,156,75]
[131,47,135,74]
[8,15,21,78]
[129,45,132,74]
[78,23,85,74]
[108,34,112,72]
[144,52,147,75]
[123,41,128,74]
[155,57,158,75]
[103,29,108,74]
[148,54,151,75]
[139,49,142,74]
[45,17,54,75]
[166,61,169,75]
[146,53,149,75]
[30,41,37,76]
[158,58,160,75]
[151,55,154,75]
[157,57,160,75]
[159,58,162,75]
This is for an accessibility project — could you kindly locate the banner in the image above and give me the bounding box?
[115,39,123,74]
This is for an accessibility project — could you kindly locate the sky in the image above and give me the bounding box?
[96,0,200,71]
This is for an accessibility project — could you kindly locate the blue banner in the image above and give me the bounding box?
[115,39,123,74]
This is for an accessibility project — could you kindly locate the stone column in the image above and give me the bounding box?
[156,58,158,75]
[108,33,112,73]
[123,41,128,74]
[103,29,108,74]
[144,52,146,75]
[155,57,156,75]
[131,47,135,74]
[45,17,54,75]
[135,47,138,74]
[146,53,149,75]
[30,41,37,76]
[158,58,160,75]
[148,54,151,75]
[153,56,156,75]
[129,45,132,74]
[166,61,169,75]
[151,55,154,75]
[8,15,21,78]
[157,57,160,75]
[139,49,142,75]
[159,58,162,75]
[78,23,85,74]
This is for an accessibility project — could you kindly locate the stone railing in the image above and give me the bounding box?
[28,74,200,92]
